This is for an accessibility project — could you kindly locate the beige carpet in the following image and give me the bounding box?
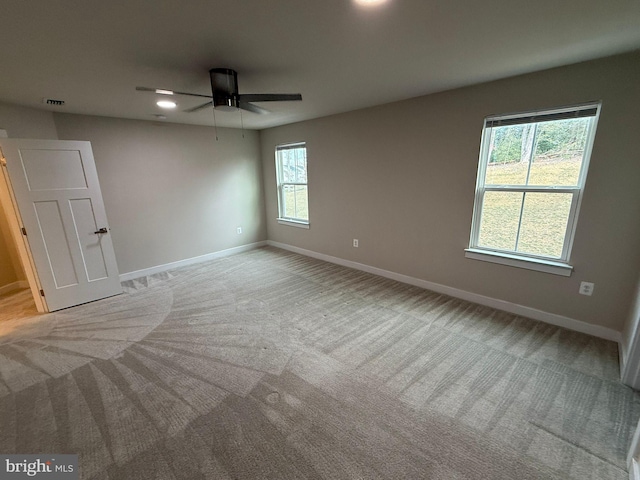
[0,246,638,479]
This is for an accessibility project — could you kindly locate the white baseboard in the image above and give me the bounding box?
[267,241,621,343]
[0,280,29,296]
[119,241,267,282]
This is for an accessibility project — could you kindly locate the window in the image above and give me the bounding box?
[466,103,600,275]
[275,142,309,227]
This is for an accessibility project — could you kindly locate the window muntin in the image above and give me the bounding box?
[276,142,308,224]
[469,104,600,264]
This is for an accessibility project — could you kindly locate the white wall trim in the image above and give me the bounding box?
[119,241,267,282]
[622,334,640,390]
[620,279,640,388]
[267,240,621,343]
[277,218,310,229]
[465,248,573,277]
[628,419,640,480]
[0,280,28,296]
[621,340,629,374]
[630,459,639,480]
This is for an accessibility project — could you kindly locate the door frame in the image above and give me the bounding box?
[0,151,48,312]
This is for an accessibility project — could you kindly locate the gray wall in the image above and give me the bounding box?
[0,101,58,139]
[54,114,266,275]
[260,51,640,332]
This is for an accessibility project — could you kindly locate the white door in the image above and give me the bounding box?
[0,139,121,311]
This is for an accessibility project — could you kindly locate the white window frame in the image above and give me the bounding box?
[275,142,309,228]
[465,102,601,276]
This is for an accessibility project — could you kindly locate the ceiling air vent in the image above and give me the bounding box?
[42,98,65,106]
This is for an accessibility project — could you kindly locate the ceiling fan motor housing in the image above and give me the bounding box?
[210,68,239,110]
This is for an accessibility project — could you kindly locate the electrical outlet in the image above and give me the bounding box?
[579,281,594,296]
[236,227,242,235]
[353,239,359,248]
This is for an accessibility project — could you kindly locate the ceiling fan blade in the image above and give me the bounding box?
[135,86,212,99]
[238,102,270,115]
[238,93,302,103]
[184,101,213,113]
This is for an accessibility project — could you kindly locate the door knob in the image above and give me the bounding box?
[94,227,108,234]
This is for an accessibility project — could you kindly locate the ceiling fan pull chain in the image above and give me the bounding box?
[211,102,219,141]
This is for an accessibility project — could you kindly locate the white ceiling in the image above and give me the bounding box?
[1,0,639,130]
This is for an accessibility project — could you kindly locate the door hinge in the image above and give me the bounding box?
[40,289,45,297]
[21,227,27,236]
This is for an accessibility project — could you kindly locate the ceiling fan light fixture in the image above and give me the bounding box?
[214,95,239,112]
[157,100,177,109]
[215,105,238,112]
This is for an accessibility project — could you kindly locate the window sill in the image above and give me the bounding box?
[277,218,310,229]
[464,248,573,277]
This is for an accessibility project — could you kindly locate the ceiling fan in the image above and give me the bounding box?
[136,68,302,115]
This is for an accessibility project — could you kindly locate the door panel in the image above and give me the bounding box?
[0,139,121,311]
[21,149,89,190]
[34,200,79,288]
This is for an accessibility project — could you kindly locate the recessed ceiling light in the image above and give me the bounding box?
[155,89,174,95]
[354,0,388,6]
[157,100,177,109]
